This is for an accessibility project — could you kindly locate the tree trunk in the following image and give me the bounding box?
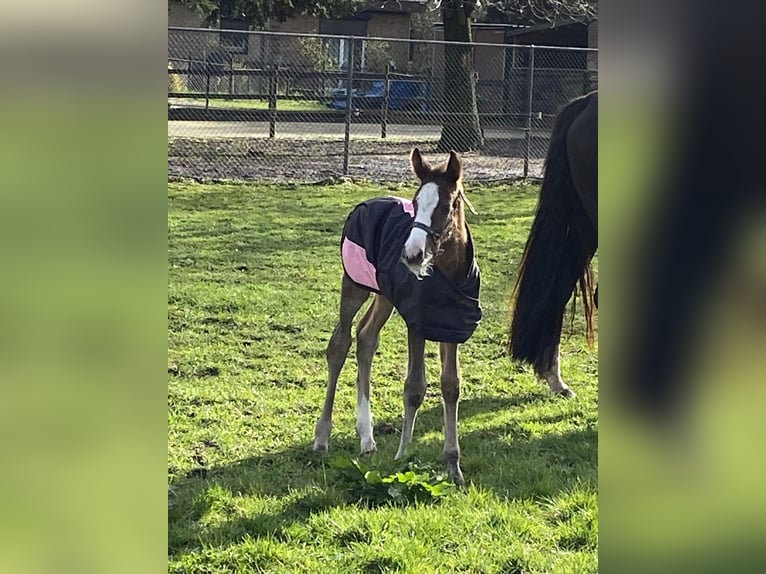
[438,1,484,152]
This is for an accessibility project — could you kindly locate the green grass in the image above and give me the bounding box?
[168,180,598,573]
[178,97,329,111]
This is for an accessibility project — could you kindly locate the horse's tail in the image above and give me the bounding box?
[508,94,598,374]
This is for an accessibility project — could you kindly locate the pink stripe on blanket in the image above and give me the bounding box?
[392,196,415,216]
[342,237,379,290]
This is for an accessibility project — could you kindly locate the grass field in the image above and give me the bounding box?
[173,97,329,112]
[168,180,598,573]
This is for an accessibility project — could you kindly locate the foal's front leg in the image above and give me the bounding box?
[395,329,426,459]
[440,342,464,485]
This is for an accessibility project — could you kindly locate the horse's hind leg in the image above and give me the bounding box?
[395,329,427,459]
[313,275,370,452]
[440,342,464,485]
[538,343,575,398]
[354,295,394,454]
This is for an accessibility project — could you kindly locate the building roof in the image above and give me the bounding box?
[433,22,527,30]
[363,1,427,15]
[504,15,595,37]
[433,14,595,35]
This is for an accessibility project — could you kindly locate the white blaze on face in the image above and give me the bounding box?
[403,182,439,259]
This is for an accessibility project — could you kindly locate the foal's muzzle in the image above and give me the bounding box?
[402,247,425,267]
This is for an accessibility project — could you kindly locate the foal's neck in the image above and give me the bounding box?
[435,203,469,281]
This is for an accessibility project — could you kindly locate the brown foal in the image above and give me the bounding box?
[313,148,475,484]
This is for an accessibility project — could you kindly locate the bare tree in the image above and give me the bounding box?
[481,0,597,26]
[437,0,596,152]
[438,0,484,151]
[176,0,360,28]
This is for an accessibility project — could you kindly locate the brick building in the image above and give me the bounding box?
[168,1,426,72]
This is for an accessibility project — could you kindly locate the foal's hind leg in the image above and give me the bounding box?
[538,343,575,398]
[395,329,427,459]
[354,295,394,453]
[313,276,370,452]
[440,342,464,485]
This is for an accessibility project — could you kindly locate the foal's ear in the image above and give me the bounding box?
[410,147,430,180]
[446,150,462,182]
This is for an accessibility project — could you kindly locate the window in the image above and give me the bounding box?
[324,37,348,69]
[323,37,366,70]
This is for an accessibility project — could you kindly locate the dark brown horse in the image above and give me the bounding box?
[508,91,598,397]
[313,149,480,484]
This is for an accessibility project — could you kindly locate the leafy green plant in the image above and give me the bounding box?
[168,61,188,93]
[329,455,457,506]
[298,36,336,72]
[362,40,391,74]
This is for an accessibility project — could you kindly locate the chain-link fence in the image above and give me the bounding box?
[168,26,597,183]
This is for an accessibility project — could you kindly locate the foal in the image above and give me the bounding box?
[312,148,481,484]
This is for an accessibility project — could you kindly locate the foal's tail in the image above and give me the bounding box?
[508,94,598,374]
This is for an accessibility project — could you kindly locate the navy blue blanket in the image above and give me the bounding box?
[340,196,481,343]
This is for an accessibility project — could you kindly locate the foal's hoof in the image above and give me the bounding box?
[312,440,329,453]
[554,387,576,399]
[445,452,465,486]
[360,438,377,454]
[449,467,465,486]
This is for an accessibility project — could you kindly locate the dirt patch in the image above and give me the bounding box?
[168,137,546,184]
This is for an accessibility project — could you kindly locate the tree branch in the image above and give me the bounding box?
[483,1,597,26]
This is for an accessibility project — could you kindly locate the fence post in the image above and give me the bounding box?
[205,68,211,111]
[269,65,279,138]
[320,51,326,109]
[524,45,536,178]
[228,53,234,95]
[343,36,356,176]
[381,62,390,139]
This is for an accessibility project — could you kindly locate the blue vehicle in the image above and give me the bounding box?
[330,79,430,112]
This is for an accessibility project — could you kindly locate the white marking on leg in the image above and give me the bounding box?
[395,405,418,459]
[357,395,376,453]
[313,418,331,452]
[540,349,575,397]
[403,182,439,259]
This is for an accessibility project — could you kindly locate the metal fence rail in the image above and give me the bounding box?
[168,27,597,183]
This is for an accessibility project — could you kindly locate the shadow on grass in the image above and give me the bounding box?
[168,432,368,560]
[168,393,596,559]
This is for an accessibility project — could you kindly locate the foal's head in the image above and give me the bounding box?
[402,148,467,278]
